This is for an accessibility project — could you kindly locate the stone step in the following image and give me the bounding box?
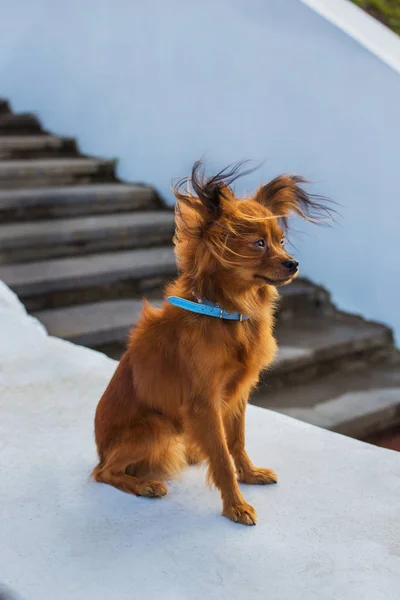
[262,313,394,386]
[0,135,78,159]
[253,363,400,440]
[33,300,400,440]
[0,183,161,222]
[0,246,177,311]
[0,99,11,115]
[34,299,146,347]
[276,277,332,319]
[0,158,116,189]
[31,298,390,375]
[0,211,175,263]
[0,113,43,135]
[1,253,325,314]
[34,294,326,349]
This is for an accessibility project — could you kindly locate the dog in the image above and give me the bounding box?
[93,161,331,525]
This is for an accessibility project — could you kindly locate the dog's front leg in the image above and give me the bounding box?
[185,399,257,526]
[225,399,278,485]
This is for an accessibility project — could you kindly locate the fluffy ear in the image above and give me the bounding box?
[254,175,333,228]
[172,161,249,224]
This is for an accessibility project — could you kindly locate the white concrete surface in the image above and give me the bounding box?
[0,279,399,600]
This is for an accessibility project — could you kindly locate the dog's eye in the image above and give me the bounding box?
[254,239,266,248]
[280,238,285,246]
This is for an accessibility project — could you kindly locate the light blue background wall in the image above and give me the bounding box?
[1,0,399,340]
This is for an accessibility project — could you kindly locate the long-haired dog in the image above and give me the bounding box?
[93,162,331,525]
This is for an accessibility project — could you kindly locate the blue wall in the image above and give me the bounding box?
[1,0,400,340]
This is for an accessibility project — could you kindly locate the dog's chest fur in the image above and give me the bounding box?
[219,312,277,404]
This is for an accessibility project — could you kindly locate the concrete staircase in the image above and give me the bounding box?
[0,98,399,442]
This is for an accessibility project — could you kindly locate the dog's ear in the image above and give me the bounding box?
[189,160,227,221]
[254,175,333,228]
[173,161,235,224]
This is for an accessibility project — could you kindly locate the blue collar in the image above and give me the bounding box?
[167,296,249,321]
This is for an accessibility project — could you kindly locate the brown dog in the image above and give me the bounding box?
[93,162,330,525]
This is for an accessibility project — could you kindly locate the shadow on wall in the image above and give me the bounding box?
[0,586,23,600]
[0,0,399,342]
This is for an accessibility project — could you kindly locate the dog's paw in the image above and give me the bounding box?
[223,501,257,526]
[136,480,168,498]
[238,467,278,485]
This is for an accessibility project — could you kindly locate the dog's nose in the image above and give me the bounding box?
[282,259,299,274]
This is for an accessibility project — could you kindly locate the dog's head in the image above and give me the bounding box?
[173,161,332,292]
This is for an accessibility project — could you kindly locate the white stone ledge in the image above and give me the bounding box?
[0,280,399,600]
[301,0,400,75]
